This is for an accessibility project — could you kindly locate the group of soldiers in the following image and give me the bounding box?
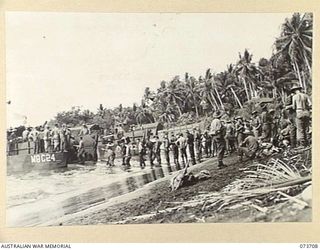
[7,123,92,156]
[101,80,311,170]
[8,81,311,170]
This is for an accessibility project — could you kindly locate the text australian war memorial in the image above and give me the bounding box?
[6,12,313,226]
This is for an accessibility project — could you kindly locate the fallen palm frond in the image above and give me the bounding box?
[114,148,312,224]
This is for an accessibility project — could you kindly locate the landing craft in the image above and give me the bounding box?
[6,125,100,175]
[6,140,69,175]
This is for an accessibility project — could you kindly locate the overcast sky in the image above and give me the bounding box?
[6,12,292,126]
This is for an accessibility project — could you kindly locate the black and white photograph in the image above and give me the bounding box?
[6,12,313,227]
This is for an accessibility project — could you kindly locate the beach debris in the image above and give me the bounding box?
[170,169,211,191]
[300,185,312,206]
[112,147,311,224]
[277,191,309,209]
[155,200,163,214]
[170,167,188,191]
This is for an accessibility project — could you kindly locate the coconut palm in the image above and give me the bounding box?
[214,65,243,108]
[135,105,154,125]
[274,13,313,91]
[235,49,262,101]
[157,76,186,117]
[185,73,200,118]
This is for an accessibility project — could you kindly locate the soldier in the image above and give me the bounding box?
[186,130,196,165]
[269,109,276,141]
[43,125,51,153]
[238,130,259,161]
[7,129,17,155]
[162,133,171,167]
[206,131,213,157]
[210,111,227,168]
[29,127,40,154]
[201,132,208,157]
[170,133,180,170]
[290,82,312,147]
[146,137,155,167]
[60,124,67,152]
[65,127,72,151]
[285,93,297,148]
[279,110,293,147]
[193,127,202,163]
[138,139,147,169]
[105,140,115,167]
[120,138,127,166]
[154,135,162,165]
[260,104,272,142]
[124,138,132,168]
[22,128,30,142]
[77,136,85,164]
[224,119,236,154]
[79,124,89,136]
[51,124,60,152]
[251,110,261,138]
[235,116,245,148]
[38,126,45,153]
[176,133,188,167]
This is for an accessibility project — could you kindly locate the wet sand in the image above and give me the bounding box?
[58,154,311,226]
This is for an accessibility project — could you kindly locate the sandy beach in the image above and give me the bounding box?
[56,153,311,226]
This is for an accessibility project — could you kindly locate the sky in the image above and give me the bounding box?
[6,12,292,127]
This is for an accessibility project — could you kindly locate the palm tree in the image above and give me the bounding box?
[185,73,200,118]
[274,13,313,91]
[135,105,154,125]
[158,76,185,117]
[215,65,243,108]
[235,49,262,101]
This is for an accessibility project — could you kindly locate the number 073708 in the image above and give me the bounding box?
[300,244,319,248]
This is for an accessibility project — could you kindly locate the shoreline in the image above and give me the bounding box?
[57,152,311,226]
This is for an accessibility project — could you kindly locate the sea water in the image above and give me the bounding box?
[6,155,176,227]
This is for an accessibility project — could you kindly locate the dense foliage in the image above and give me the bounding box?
[51,13,312,131]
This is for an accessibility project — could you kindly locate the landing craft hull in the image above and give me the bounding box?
[7,152,68,175]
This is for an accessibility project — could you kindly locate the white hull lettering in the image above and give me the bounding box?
[30,154,57,163]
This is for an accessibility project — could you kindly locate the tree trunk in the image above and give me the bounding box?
[303,52,312,77]
[242,77,250,101]
[214,88,225,110]
[230,87,243,108]
[206,95,216,111]
[209,92,219,110]
[293,60,304,90]
[192,96,199,118]
[301,71,309,93]
[248,80,254,99]
[174,100,183,117]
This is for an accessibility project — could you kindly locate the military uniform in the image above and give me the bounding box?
[193,128,202,163]
[186,131,196,165]
[138,140,146,168]
[163,135,171,166]
[225,120,235,154]
[170,135,180,170]
[291,84,312,147]
[210,112,226,168]
[251,111,261,138]
[260,106,272,142]
[43,127,51,153]
[146,139,155,167]
[235,117,245,147]
[285,94,297,148]
[52,125,60,152]
[154,137,162,165]
[176,134,188,167]
[238,132,259,161]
